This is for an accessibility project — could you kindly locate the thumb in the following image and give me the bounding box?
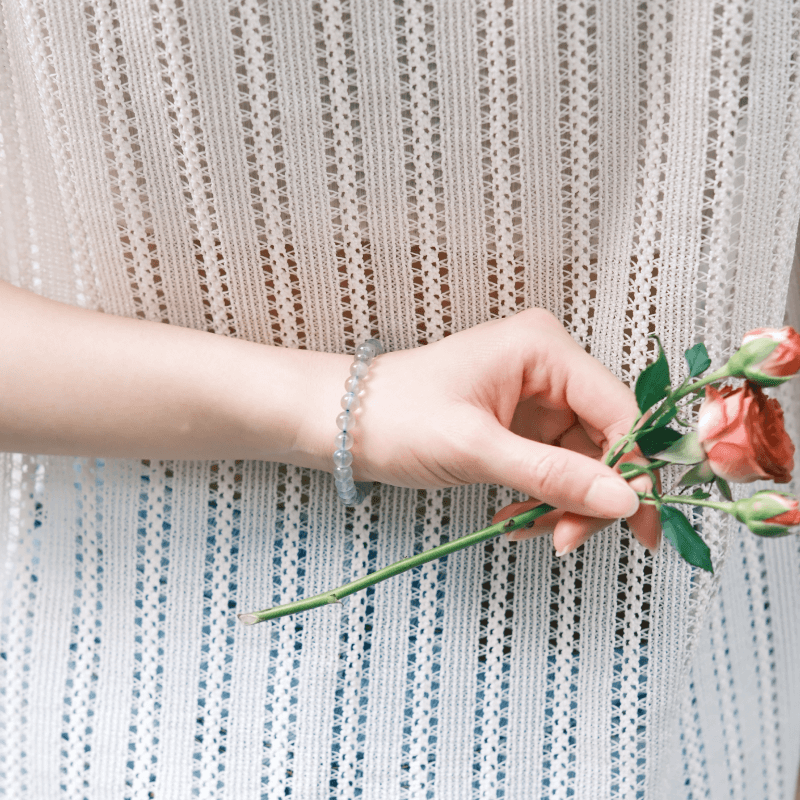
[477,424,640,520]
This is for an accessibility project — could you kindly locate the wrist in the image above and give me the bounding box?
[286,349,352,473]
[193,340,348,467]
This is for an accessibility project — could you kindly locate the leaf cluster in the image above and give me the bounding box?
[659,506,713,572]
[632,339,718,573]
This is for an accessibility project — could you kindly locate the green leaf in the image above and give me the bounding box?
[655,431,705,465]
[649,404,679,429]
[678,461,715,486]
[690,488,712,500]
[637,426,683,457]
[715,476,733,502]
[660,506,714,572]
[684,343,711,377]
[635,336,671,414]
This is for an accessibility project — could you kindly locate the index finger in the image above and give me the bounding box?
[549,329,640,448]
[514,311,641,445]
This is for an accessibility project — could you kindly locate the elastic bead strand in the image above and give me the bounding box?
[334,338,383,505]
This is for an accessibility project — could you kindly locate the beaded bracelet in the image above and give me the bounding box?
[333,338,384,505]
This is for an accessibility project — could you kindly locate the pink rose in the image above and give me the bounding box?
[697,382,794,483]
[733,491,800,536]
[764,496,800,527]
[729,326,800,385]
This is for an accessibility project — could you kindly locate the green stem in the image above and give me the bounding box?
[604,366,730,468]
[603,428,638,468]
[239,367,736,626]
[646,366,730,429]
[658,493,734,511]
[637,492,734,514]
[618,459,669,477]
[669,366,730,403]
[238,502,555,625]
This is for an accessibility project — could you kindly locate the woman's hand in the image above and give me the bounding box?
[315,309,660,555]
[0,282,657,558]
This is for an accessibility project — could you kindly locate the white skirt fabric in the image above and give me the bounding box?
[1,1,799,797]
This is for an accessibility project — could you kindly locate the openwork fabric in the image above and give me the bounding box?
[1,1,799,798]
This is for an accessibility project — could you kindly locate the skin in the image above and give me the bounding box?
[343,310,660,553]
[0,283,659,554]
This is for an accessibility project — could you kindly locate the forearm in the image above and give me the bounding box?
[0,281,347,467]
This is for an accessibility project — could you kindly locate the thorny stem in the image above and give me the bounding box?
[622,460,669,476]
[604,366,730,467]
[636,492,734,514]
[668,366,730,404]
[239,366,735,625]
[238,503,555,624]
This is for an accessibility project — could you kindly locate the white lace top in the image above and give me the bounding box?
[1,1,799,798]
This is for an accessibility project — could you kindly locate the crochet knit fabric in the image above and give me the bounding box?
[1,1,799,797]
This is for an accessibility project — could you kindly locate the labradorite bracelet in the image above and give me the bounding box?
[332,338,384,505]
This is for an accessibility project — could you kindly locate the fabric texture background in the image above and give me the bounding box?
[1,1,799,798]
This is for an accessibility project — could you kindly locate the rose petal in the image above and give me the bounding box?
[706,441,769,482]
[698,385,731,441]
[768,508,800,527]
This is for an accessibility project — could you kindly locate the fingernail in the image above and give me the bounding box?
[555,543,573,558]
[586,476,639,518]
[647,530,662,555]
[508,527,533,542]
[510,525,553,543]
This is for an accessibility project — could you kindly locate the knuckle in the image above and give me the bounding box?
[442,413,488,476]
[628,473,653,493]
[528,448,561,497]
[516,306,562,329]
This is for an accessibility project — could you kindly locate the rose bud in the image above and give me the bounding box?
[726,326,800,386]
[697,382,794,483]
[732,491,800,536]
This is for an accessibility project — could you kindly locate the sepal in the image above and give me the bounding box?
[726,339,790,386]
[715,476,733,502]
[732,491,800,536]
[678,460,715,486]
[654,431,705,465]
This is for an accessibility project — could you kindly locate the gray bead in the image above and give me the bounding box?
[349,361,369,379]
[336,411,352,431]
[333,449,353,467]
[334,431,354,450]
[333,340,384,506]
[354,345,375,364]
[364,338,384,356]
[341,392,360,411]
